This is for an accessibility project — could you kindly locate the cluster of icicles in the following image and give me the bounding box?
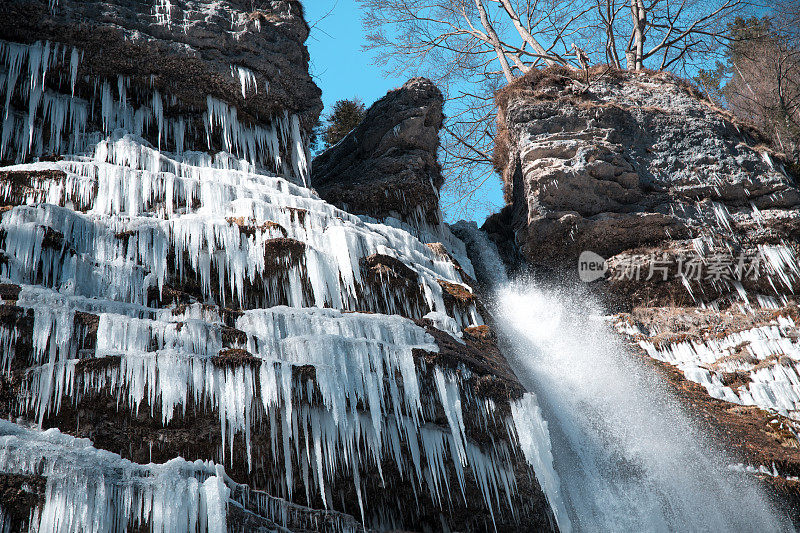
[0,42,557,532]
[635,315,800,420]
[0,419,369,533]
[0,133,481,324]
[2,288,523,517]
[0,38,307,184]
[617,215,800,424]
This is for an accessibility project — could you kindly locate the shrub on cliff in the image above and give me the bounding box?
[708,15,800,160]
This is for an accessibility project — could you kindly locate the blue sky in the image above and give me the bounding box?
[304,2,406,118]
[303,1,504,224]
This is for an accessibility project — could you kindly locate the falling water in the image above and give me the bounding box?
[454,222,793,533]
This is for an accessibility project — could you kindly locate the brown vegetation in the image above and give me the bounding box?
[212,348,261,368]
[437,279,476,304]
[226,217,288,237]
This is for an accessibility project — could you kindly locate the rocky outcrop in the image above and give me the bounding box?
[493,66,800,269]
[312,77,445,226]
[492,66,800,518]
[0,4,559,531]
[0,0,322,183]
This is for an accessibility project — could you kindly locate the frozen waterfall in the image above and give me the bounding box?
[0,35,556,528]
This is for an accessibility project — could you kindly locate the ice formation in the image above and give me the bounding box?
[0,137,529,527]
[153,0,174,25]
[231,66,259,99]
[0,39,309,184]
[0,134,479,321]
[0,22,552,530]
[635,316,800,419]
[0,419,233,533]
[0,419,368,533]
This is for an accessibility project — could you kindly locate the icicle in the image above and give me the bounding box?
[153,89,164,149]
[69,47,79,96]
[290,113,309,186]
[153,0,174,25]
[511,394,571,532]
[230,65,257,98]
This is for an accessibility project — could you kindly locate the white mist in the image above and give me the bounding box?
[455,222,793,532]
[495,280,792,531]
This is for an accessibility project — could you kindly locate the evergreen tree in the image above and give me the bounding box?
[321,98,366,149]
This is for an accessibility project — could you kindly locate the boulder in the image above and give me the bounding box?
[493,66,800,269]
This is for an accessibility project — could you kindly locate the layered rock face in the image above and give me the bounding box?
[312,78,445,228]
[493,67,800,268]
[0,2,559,532]
[0,0,321,184]
[493,66,800,512]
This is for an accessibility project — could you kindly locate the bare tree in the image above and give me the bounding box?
[358,0,752,216]
[722,13,800,158]
[582,0,751,73]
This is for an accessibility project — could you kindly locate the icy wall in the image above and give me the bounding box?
[0,2,557,531]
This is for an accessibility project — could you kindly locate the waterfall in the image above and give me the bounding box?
[454,222,793,532]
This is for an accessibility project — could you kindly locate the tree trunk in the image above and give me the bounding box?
[475,0,516,82]
[629,0,646,70]
[605,1,622,68]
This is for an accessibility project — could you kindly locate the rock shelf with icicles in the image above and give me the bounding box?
[0,39,557,531]
[606,185,800,445]
[0,419,370,532]
[0,38,310,185]
[610,225,800,477]
[621,311,800,420]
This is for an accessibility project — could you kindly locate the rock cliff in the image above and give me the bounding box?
[492,66,800,269]
[492,66,800,517]
[312,78,445,229]
[0,2,559,531]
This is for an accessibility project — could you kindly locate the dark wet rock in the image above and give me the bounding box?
[0,473,46,530]
[0,0,322,182]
